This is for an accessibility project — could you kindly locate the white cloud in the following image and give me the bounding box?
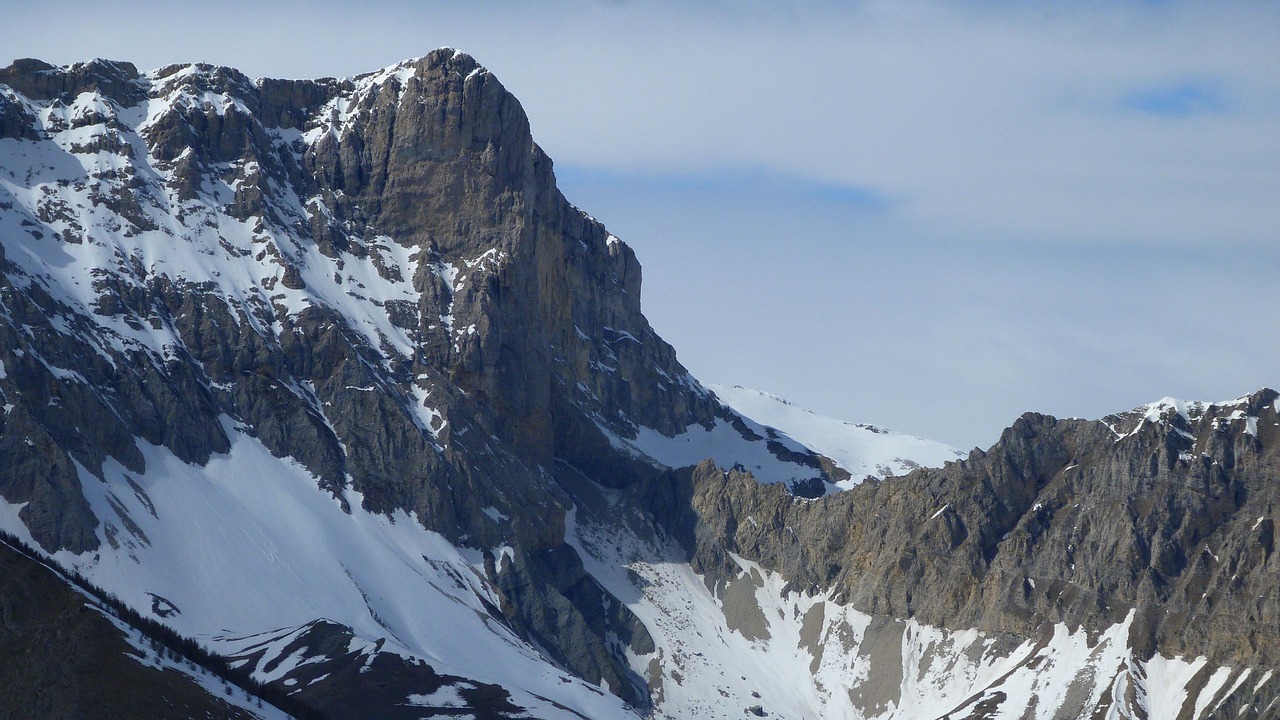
[7,1,1275,246]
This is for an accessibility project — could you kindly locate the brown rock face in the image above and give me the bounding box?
[297,50,715,462]
[652,389,1280,674]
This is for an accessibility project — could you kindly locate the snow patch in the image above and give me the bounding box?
[407,685,469,708]
[0,417,636,720]
[710,384,964,489]
[600,417,822,487]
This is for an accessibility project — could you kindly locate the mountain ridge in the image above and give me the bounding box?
[1,51,1277,719]
[0,49,846,717]
[708,383,966,488]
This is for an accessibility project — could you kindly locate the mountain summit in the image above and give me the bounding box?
[0,52,1276,719]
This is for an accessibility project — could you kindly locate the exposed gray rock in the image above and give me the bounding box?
[0,51,721,555]
[3,49,1274,717]
[0,87,40,141]
[0,58,145,106]
[496,544,654,710]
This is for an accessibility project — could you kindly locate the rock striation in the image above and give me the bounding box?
[1,50,1276,719]
[644,391,1280,715]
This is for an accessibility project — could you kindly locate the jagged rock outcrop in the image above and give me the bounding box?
[3,50,1276,719]
[653,390,1280,674]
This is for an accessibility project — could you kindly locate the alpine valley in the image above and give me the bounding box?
[0,51,1277,720]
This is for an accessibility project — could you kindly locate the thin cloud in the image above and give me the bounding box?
[555,166,892,210]
[2,0,1277,447]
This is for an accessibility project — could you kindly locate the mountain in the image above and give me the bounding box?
[708,384,965,488]
[0,49,849,718]
[635,390,1280,718]
[0,51,1276,719]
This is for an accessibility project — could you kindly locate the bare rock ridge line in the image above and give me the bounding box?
[0,49,843,717]
[644,392,1280,683]
[0,49,728,712]
[0,50,1277,718]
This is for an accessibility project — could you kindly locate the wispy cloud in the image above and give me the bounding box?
[555,166,892,209]
[5,1,1275,250]
[3,0,1277,447]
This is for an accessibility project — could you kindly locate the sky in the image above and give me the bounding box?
[4,0,1278,450]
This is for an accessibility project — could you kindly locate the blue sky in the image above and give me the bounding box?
[1123,79,1229,117]
[4,0,1278,448]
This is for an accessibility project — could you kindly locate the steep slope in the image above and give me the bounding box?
[0,52,841,717]
[0,536,292,720]
[710,383,966,488]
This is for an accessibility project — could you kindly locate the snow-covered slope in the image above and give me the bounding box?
[563,471,1273,720]
[593,384,965,496]
[0,419,637,719]
[598,413,830,490]
[0,535,293,720]
[710,384,965,489]
[1,53,1276,720]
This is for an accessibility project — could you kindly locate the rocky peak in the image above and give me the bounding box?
[0,51,797,709]
[0,57,145,106]
[0,50,731,495]
[663,388,1280,677]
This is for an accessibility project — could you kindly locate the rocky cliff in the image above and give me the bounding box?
[0,50,724,557]
[0,51,840,718]
[637,391,1280,717]
[0,51,1276,720]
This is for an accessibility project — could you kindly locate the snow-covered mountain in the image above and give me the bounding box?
[709,384,966,488]
[0,52,1277,720]
[0,50,851,718]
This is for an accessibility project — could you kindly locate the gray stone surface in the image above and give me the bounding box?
[2,50,1277,716]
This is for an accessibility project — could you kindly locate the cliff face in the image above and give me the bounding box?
[642,391,1280,714]
[0,50,743,714]
[0,50,718,557]
[1,51,1277,720]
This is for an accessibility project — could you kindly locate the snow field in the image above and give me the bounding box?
[0,418,638,720]
[566,491,1254,720]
